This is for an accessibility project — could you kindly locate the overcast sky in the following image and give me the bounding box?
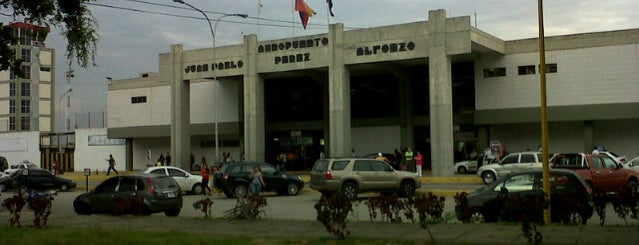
[4,0,637,131]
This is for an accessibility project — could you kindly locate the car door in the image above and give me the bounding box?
[497,154,520,176]
[517,153,538,170]
[370,160,398,190]
[352,160,376,191]
[115,177,138,212]
[167,168,190,192]
[259,164,283,192]
[597,155,627,193]
[90,177,120,213]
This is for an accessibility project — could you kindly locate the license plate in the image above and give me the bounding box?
[167,192,177,198]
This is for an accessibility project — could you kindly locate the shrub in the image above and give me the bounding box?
[364,194,412,223]
[2,191,27,226]
[453,192,470,222]
[224,195,268,220]
[314,192,352,240]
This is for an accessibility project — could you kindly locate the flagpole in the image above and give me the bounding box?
[292,0,295,36]
[326,0,330,27]
[257,0,261,36]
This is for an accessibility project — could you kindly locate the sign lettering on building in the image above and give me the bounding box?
[258,37,328,65]
[184,60,244,74]
[356,42,416,56]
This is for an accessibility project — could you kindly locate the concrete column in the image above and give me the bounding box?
[477,126,489,152]
[583,121,594,152]
[170,44,191,170]
[428,10,454,177]
[397,71,414,154]
[243,35,266,161]
[328,23,351,158]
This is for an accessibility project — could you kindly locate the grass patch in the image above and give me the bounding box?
[0,226,421,245]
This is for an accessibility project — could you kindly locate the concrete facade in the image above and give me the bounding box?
[107,9,639,175]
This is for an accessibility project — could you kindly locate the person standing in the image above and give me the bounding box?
[200,160,212,195]
[106,154,119,176]
[158,153,165,166]
[415,150,423,177]
[165,152,171,166]
[404,147,414,172]
[250,165,266,195]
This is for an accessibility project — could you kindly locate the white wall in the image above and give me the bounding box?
[0,131,41,165]
[351,126,401,157]
[74,128,126,173]
[131,136,241,170]
[476,44,639,110]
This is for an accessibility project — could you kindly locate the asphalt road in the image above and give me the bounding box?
[2,188,637,227]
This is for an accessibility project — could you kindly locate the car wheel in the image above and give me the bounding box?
[191,183,204,195]
[627,181,638,196]
[73,201,91,215]
[223,189,234,198]
[399,181,416,198]
[481,171,495,184]
[341,182,358,199]
[285,182,300,195]
[164,208,181,217]
[469,210,486,223]
[59,183,69,192]
[457,166,467,174]
[234,184,248,198]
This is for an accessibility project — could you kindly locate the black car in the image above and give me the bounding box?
[459,169,593,224]
[213,162,304,198]
[0,156,8,172]
[73,174,183,216]
[9,168,76,191]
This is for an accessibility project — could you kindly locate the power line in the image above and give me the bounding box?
[89,1,337,31]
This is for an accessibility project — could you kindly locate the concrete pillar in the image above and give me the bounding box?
[243,35,266,161]
[328,23,351,158]
[583,121,594,152]
[428,10,454,177]
[170,44,191,170]
[477,126,489,153]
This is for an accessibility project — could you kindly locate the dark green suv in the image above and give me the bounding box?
[213,162,304,198]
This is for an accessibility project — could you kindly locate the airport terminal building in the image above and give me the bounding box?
[107,9,639,176]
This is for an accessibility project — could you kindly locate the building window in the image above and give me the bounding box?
[21,49,31,63]
[131,96,147,104]
[40,67,51,72]
[9,100,16,113]
[10,83,16,96]
[22,66,30,79]
[538,63,558,73]
[20,117,30,131]
[518,65,535,75]
[21,100,30,113]
[9,117,16,131]
[21,83,30,96]
[483,67,506,78]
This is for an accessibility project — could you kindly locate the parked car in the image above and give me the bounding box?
[142,166,204,195]
[551,153,639,195]
[0,156,8,173]
[477,152,546,184]
[623,155,639,172]
[0,171,18,192]
[310,158,422,199]
[73,174,183,216]
[213,162,304,198]
[11,168,76,191]
[4,160,39,175]
[454,155,489,174]
[461,169,594,224]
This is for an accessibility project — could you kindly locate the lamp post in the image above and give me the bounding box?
[173,0,247,164]
[58,88,72,152]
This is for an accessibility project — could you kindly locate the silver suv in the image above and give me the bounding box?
[477,151,545,184]
[310,158,421,199]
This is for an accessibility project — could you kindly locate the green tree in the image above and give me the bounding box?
[0,0,99,75]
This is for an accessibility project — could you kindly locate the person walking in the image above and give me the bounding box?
[250,165,266,195]
[106,154,119,176]
[415,150,423,177]
[200,160,212,195]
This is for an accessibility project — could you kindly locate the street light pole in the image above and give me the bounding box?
[173,0,247,164]
[58,88,72,152]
